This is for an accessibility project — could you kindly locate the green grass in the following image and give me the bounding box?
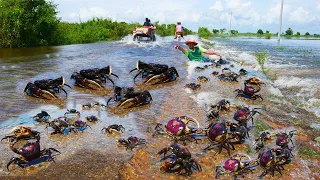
[254,120,272,134]
[298,148,320,160]
[276,46,313,53]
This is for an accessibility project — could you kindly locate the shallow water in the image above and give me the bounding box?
[0,35,319,179]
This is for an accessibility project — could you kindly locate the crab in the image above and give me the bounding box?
[33,111,51,122]
[244,77,265,86]
[112,90,153,109]
[197,76,210,83]
[85,115,99,122]
[218,68,241,82]
[205,105,221,121]
[101,124,125,134]
[226,122,250,144]
[203,63,215,69]
[118,136,146,150]
[203,123,235,156]
[153,116,202,144]
[275,130,296,149]
[184,83,201,91]
[212,71,219,76]
[257,149,284,177]
[195,66,205,72]
[205,99,232,121]
[79,66,119,87]
[130,61,169,82]
[33,76,71,97]
[24,83,57,100]
[158,141,202,176]
[254,131,272,150]
[215,153,258,179]
[233,107,261,129]
[82,102,101,109]
[255,130,295,151]
[212,99,231,112]
[71,120,91,132]
[71,72,105,90]
[143,67,179,85]
[45,116,73,135]
[216,57,230,65]
[234,84,263,101]
[239,68,248,75]
[64,109,80,118]
[106,86,135,106]
[7,139,60,171]
[2,126,40,144]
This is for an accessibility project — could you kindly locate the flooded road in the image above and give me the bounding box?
[0,36,319,179]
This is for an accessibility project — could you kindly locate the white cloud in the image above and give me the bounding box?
[69,7,114,22]
[317,0,320,9]
[226,0,252,11]
[289,7,316,24]
[262,2,290,24]
[210,1,223,11]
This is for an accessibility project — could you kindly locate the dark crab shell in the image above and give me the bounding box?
[276,133,289,147]
[233,108,250,122]
[207,123,227,142]
[224,159,240,172]
[244,86,258,96]
[165,119,186,136]
[259,151,274,168]
[15,142,41,161]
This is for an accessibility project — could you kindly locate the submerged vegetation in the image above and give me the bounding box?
[254,51,278,80]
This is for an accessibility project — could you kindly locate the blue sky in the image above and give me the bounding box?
[52,0,320,34]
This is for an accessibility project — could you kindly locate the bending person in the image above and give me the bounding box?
[174,38,222,62]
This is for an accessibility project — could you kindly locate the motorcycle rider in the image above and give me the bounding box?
[174,22,184,39]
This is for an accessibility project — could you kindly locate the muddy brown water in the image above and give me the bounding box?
[0,37,319,179]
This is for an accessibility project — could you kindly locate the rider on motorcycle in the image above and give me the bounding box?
[174,22,184,39]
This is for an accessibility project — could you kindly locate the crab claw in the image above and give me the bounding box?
[178,116,200,128]
[106,66,119,78]
[133,71,142,83]
[106,97,113,106]
[85,79,103,90]
[59,76,72,88]
[118,98,137,109]
[129,61,141,73]
[7,157,21,171]
[145,74,162,85]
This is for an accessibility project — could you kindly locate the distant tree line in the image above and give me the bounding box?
[0,0,194,48]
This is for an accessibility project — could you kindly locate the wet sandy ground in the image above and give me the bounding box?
[1,64,319,180]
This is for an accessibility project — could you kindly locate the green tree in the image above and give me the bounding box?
[230,30,238,35]
[305,32,310,36]
[212,29,219,34]
[0,0,60,48]
[257,29,264,34]
[285,28,293,35]
[198,27,212,39]
[266,30,270,34]
[296,32,300,36]
[220,28,226,34]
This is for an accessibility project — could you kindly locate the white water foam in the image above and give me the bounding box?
[121,34,166,47]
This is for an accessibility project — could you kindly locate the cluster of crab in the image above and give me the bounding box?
[101,124,146,150]
[1,126,60,171]
[33,109,92,135]
[149,102,261,176]
[215,130,295,179]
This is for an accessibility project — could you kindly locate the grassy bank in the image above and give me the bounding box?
[0,0,194,48]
